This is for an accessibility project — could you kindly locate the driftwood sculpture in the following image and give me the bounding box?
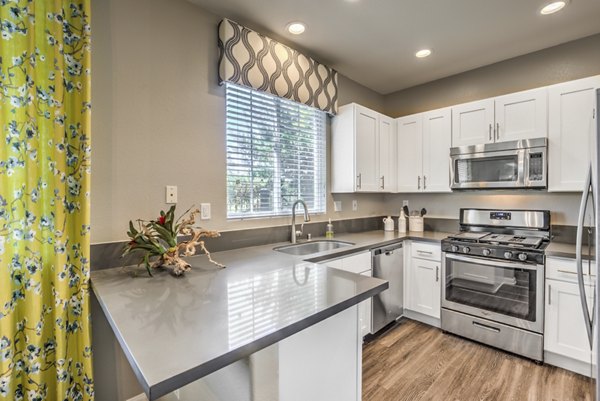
[123,205,225,276]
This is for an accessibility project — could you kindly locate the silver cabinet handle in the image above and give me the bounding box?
[548,284,551,305]
[423,175,427,190]
[380,176,385,190]
[417,250,433,255]
[436,266,439,282]
[496,123,500,140]
[417,176,421,190]
[356,173,362,190]
[473,321,500,333]
[488,124,492,141]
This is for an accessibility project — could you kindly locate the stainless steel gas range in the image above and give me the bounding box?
[441,208,551,362]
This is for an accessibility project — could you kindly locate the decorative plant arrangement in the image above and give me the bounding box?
[123,205,225,276]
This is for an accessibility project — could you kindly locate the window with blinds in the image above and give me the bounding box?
[226,83,326,218]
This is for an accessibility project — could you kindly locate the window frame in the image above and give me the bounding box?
[225,83,327,220]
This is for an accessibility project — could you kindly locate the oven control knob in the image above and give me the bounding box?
[504,251,513,259]
[451,245,459,253]
[462,246,471,254]
[518,253,528,261]
[482,249,491,256]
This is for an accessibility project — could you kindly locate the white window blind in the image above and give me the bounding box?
[226,83,326,218]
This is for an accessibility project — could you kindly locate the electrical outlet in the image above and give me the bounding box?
[166,185,177,204]
[352,200,358,211]
[333,201,342,212]
[200,203,211,220]
[402,200,409,208]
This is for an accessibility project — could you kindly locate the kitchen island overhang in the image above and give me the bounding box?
[91,247,387,401]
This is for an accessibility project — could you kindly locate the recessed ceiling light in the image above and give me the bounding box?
[540,1,567,15]
[415,49,432,58]
[287,22,306,35]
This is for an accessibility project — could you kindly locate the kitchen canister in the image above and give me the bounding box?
[383,216,395,232]
[409,216,424,232]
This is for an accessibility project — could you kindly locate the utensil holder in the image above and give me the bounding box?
[409,216,424,232]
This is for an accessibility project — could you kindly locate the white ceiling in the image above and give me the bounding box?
[189,0,600,94]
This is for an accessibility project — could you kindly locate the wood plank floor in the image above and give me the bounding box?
[363,319,594,401]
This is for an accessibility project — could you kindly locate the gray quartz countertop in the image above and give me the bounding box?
[546,242,595,260]
[91,229,448,400]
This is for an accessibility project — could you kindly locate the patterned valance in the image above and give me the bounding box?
[218,19,338,115]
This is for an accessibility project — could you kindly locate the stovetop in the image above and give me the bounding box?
[447,232,544,249]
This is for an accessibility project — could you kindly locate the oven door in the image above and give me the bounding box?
[442,253,544,333]
[450,149,525,189]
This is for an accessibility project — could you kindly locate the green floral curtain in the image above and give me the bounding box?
[0,1,93,400]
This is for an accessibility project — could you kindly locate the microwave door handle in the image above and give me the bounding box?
[518,150,526,187]
[576,162,594,348]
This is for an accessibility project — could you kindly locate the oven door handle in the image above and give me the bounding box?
[444,253,541,271]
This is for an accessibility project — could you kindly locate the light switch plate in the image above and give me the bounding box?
[352,200,358,211]
[333,201,342,212]
[402,200,409,208]
[200,203,211,220]
[166,185,177,204]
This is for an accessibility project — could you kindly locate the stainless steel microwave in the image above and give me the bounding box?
[450,138,547,190]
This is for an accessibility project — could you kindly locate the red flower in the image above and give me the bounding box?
[158,215,166,225]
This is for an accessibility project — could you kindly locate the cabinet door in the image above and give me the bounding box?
[545,280,594,364]
[451,99,495,147]
[422,108,452,192]
[548,76,600,192]
[396,114,423,192]
[495,88,548,142]
[378,115,396,192]
[359,270,373,338]
[355,105,380,192]
[410,258,441,319]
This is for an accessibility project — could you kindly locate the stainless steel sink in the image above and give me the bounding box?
[274,240,355,256]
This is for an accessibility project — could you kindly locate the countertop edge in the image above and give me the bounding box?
[147,279,389,400]
[91,283,152,397]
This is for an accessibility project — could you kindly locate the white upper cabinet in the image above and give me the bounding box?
[332,103,397,193]
[495,88,548,142]
[396,114,423,192]
[548,76,600,192]
[422,108,452,192]
[452,89,548,147]
[379,115,397,192]
[355,105,380,192]
[451,99,495,147]
[397,108,451,193]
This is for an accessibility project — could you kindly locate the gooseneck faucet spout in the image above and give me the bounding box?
[291,200,311,243]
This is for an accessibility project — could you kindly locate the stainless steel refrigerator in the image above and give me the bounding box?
[576,88,599,399]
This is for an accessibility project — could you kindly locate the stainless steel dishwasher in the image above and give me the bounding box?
[372,243,404,333]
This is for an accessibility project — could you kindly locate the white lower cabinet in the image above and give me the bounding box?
[545,279,595,364]
[544,256,596,376]
[359,270,373,338]
[319,251,373,338]
[405,242,441,322]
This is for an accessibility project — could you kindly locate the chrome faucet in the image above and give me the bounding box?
[291,200,311,243]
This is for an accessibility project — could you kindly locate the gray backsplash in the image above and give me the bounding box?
[90,216,586,270]
[91,215,388,270]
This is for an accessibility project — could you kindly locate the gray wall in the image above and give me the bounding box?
[91,0,387,244]
[382,33,600,226]
[384,33,600,117]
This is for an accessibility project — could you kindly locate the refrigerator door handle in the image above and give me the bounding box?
[576,162,594,348]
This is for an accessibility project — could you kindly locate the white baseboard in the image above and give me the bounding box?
[402,310,441,328]
[544,351,596,378]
